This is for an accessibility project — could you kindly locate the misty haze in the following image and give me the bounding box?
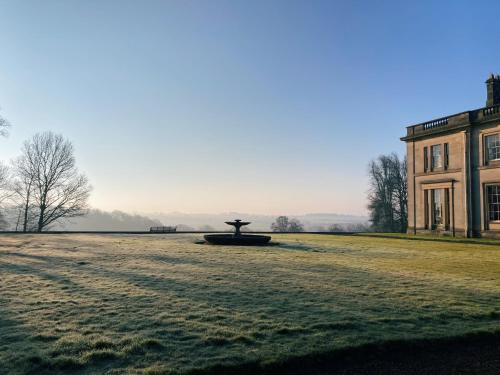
[1,1,500,375]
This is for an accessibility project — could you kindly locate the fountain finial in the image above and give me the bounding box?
[225,219,251,236]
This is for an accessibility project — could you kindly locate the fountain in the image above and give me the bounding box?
[204,219,271,245]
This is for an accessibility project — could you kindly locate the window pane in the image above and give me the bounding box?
[424,147,428,172]
[433,189,443,226]
[486,134,500,161]
[432,145,442,169]
[487,185,500,221]
[444,143,449,168]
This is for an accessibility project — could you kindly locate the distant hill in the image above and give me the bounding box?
[147,212,368,231]
[2,208,368,232]
[52,209,163,231]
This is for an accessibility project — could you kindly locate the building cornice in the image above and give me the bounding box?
[401,104,500,142]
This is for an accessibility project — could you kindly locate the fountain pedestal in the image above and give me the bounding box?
[204,219,271,246]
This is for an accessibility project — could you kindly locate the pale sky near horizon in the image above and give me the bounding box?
[1,0,500,216]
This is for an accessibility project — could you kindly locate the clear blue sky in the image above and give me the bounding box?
[0,0,499,215]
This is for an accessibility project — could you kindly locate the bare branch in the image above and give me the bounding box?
[15,131,91,231]
[0,112,10,137]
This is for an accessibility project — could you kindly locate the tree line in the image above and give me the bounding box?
[0,113,91,231]
[269,216,371,233]
[367,153,407,232]
[270,153,408,234]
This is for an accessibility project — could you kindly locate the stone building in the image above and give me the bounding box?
[402,74,500,237]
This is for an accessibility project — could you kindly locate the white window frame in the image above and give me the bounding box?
[486,184,500,223]
[485,133,500,163]
[431,144,442,171]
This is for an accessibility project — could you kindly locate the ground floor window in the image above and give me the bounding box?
[487,184,500,221]
[425,188,450,231]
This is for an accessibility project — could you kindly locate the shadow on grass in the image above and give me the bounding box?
[183,330,500,375]
[4,249,499,329]
[2,248,500,375]
[356,233,500,247]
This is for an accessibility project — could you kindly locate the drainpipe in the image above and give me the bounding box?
[452,180,455,237]
[464,129,473,237]
[413,140,416,234]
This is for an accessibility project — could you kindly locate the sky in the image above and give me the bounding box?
[1,0,500,216]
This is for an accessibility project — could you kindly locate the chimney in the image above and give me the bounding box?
[486,73,500,107]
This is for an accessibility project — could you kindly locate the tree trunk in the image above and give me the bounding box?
[22,180,32,232]
[15,209,21,232]
[37,204,45,232]
[22,193,30,232]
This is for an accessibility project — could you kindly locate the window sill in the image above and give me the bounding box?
[415,168,460,177]
[478,163,500,170]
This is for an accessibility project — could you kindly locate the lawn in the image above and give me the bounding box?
[0,234,499,374]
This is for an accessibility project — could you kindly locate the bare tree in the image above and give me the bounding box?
[271,216,305,232]
[17,132,91,232]
[392,155,408,233]
[367,153,407,232]
[0,109,12,228]
[0,110,10,137]
[288,218,304,232]
[0,162,10,203]
[11,156,36,232]
[0,163,12,229]
[271,216,289,232]
[327,223,344,232]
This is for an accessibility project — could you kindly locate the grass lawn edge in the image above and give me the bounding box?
[178,329,500,375]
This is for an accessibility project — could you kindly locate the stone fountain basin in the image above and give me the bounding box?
[204,234,271,246]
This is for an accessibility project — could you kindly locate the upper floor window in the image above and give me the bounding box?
[423,146,428,172]
[486,134,500,162]
[444,143,449,170]
[431,145,442,170]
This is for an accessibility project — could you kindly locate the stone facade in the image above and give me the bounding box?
[402,75,500,237]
